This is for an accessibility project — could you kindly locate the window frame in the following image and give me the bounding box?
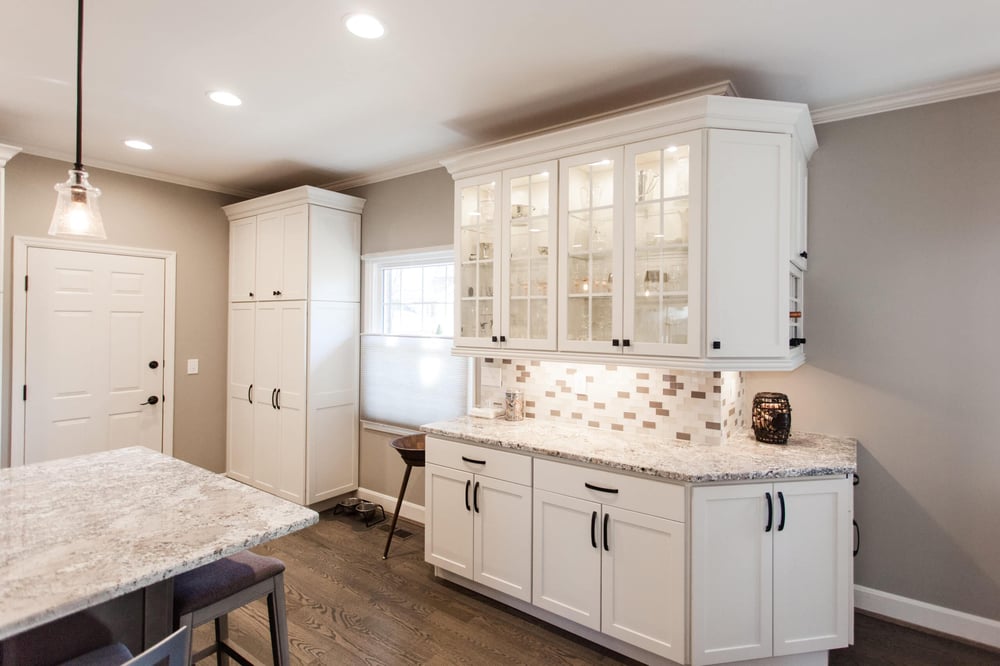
[362,245,455,336]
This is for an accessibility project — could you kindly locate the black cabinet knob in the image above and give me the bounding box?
[799,251,808,259]
[249,291,254,298]
[148,360,159,369]
[712,340,721,350]
[491,335,498,343]
[622,339,630,347]
[612,339,620,347]
[499,335,506,343]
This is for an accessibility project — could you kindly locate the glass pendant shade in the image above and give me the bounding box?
[49,168,106,239]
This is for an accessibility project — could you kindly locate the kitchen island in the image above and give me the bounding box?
[421,417,857,666]
[0,447,317,662]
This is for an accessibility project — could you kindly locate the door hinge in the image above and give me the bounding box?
[22,385,27,401]
[24,275,28,291]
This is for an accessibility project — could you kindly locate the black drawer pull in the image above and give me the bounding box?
[603,513,610,551]
[461,456,486,465]
[585,482,619,494]
[777,491,786,531]
[590,511,598,549]
[465,480,471,512]
[765,492,773,532]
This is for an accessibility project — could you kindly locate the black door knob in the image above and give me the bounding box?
[141,395,159,406]
[148,360,159,369]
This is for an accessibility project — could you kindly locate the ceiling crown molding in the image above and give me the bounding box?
[811,71,1000,124]
[0,143,22,167]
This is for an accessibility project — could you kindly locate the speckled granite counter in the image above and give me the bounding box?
[0,447,318,641]
[421,416,856,483]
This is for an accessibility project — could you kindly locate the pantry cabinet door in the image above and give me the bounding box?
[425,464,475,577]
[532,489,601,630]
[226,302,254,484]
[229,217,256,302]
[601,506,686,663]
[473,476,532,602]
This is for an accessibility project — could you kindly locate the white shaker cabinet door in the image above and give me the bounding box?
[226,302,255,484]
[473,476,532,602]
[601,506,686,663]
[229,216,256,302]
[255,205,308,300]
[772,478,852,656]
[691,483,774,666]
[425,463,475,577]
[532,489,602,631]
[274,301,307,504]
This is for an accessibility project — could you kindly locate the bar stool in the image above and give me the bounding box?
[383,433,425,559]
[59,626,191,666]
[173,550,289,665]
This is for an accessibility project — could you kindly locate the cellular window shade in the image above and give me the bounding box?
[360,335,468,429]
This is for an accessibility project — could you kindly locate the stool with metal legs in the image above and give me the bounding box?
[383,433,425,559]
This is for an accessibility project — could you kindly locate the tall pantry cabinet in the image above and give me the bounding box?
[224,186,365,506]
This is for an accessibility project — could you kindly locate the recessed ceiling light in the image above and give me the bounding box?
[208,90,242,106]
[124,139,152,150]
[345,13,385,39]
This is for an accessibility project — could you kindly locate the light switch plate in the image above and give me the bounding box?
[187,359,199,375]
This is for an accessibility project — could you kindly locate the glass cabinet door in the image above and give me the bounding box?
[623,132,703,356]
[558,148,624,353]
[501,161,558,350]
[455,174,500,347]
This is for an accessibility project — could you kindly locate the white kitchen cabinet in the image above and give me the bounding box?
[425,438,533,601]
[691,477,852,665]
[532,459,686,663]
[455,162,558,351]
[224,186,364,506]
[445,91,816,370]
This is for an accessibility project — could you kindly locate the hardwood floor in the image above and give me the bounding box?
[196,509,999,665]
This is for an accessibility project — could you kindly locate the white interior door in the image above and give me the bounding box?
[23,247,165,464]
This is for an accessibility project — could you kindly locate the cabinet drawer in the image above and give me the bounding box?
[426,437,531,486]
[534,458,685,522]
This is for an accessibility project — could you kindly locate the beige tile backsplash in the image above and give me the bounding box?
[480,358,746,445]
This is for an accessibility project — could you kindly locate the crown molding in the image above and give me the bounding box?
[321,157,445,191]
[0,143,22,167]
[811,71,1000,124]
[222,185,366,218]
[7,143,263,198]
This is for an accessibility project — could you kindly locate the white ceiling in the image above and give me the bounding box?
[2,0,999,196]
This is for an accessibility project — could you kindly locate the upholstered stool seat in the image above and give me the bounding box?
[174,550,289,665]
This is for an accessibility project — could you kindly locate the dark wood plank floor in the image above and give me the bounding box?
[196,509,999,665]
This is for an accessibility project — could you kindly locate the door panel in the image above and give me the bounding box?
[24,248,165,464]
[255,212,284,298]
[474,476,532,602]
[252,303,281,493]
[280,205,309,300]
[425,464,474,576]
[227,303,255,483]
[276,302,307,502]
[229,216,256,301]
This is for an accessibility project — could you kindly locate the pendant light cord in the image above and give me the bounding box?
[75,0,84,171]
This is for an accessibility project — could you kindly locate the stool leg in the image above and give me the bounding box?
[215,614,229,666]
[382,464,413,559]
[267,572,290,666]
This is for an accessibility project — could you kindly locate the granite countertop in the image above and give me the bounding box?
[421,416,856,483]
[0,447,318,641]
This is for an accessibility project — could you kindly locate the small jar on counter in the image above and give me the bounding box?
[504,389,524,421]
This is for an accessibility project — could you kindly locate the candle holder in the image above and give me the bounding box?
[752,392,792,444]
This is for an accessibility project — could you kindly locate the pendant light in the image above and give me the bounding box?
[49,0,106,239]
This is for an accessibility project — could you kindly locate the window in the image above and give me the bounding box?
[361,247,469,429]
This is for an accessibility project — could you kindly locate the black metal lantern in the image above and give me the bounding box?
[752,392,792,444]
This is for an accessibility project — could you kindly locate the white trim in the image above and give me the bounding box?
[0,143,22,166]
[360,420,420,437]
[222,185,365,218]
[854,584,1000,650]
[10,236,177,466]
[356,486,425,525]
[322,157,446,191]
[812,71,1000,124]
[362,246,456,335]
[360,244,453,262]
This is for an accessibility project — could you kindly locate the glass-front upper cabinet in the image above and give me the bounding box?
[623,131,703,357]
[455,174,501,347]
[501,162,558,351]
[558,148,624,353]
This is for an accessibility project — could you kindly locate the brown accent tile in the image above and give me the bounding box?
[624,412,637,420]
[636,372,650,380]
[611,423,624,432]
[586,376,594,383]
[672,382,685,390]
[484,357,493,363]
[550,409,561,417]
[706,422,721,430]
[566,368,577,375]
[526,412,535,419]
[642,421,656,429]
[605,364,617,371]
[594,402,606,409]
[516,377,525,383]
[676,432,691,441]
[561,386,572,393]
[531,360,541,366]
[502,359,512,364]
[525,400,535,407]
[555,379,566,387]
[713,386,722,393]
[545,391,556,398]
[662,374,676,382]
[572,412,583,420]
[617,391,630,399]
[637,386,649,394]
[649,401,663,408]
[576,394,588,401]
[662,388,677,396]
[516,364,525,371]
[656,408,670,416]
[692,391,706,399]
[521,372,531,379]
[729,407,736,416]
[713,371,722,378]
[588,420,601,428]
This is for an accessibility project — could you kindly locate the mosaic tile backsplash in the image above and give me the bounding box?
[480,358,746,446]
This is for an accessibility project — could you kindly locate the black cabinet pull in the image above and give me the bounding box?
[473,481,480,513]
[777,491,786,531]
[275,388,281,410]
[276,290,282,296]
[622,339,630,347]
[461,456,486,465]
[465,480,471,512]
[611,339,620,347]
[799,251,808,259]
[249,291,254,298]
[590,511,598,549]
[499,335,506,342]
[765,492,773,532]
[491,335,498,343]
[603,513,610,551]
[248,384,253,404]
[271,388,277,409]
[585,482,619,494]
[712,340,721,350]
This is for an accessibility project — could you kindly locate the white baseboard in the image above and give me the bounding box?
[854,585,1000,650]
[356,487,425,525]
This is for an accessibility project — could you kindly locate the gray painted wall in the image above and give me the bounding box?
[747,91,1000,620]
[3,154,236,472]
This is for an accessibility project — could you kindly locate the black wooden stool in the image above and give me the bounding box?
[383,433,425,559]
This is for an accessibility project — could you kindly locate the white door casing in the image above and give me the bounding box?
[11,237,176,466]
